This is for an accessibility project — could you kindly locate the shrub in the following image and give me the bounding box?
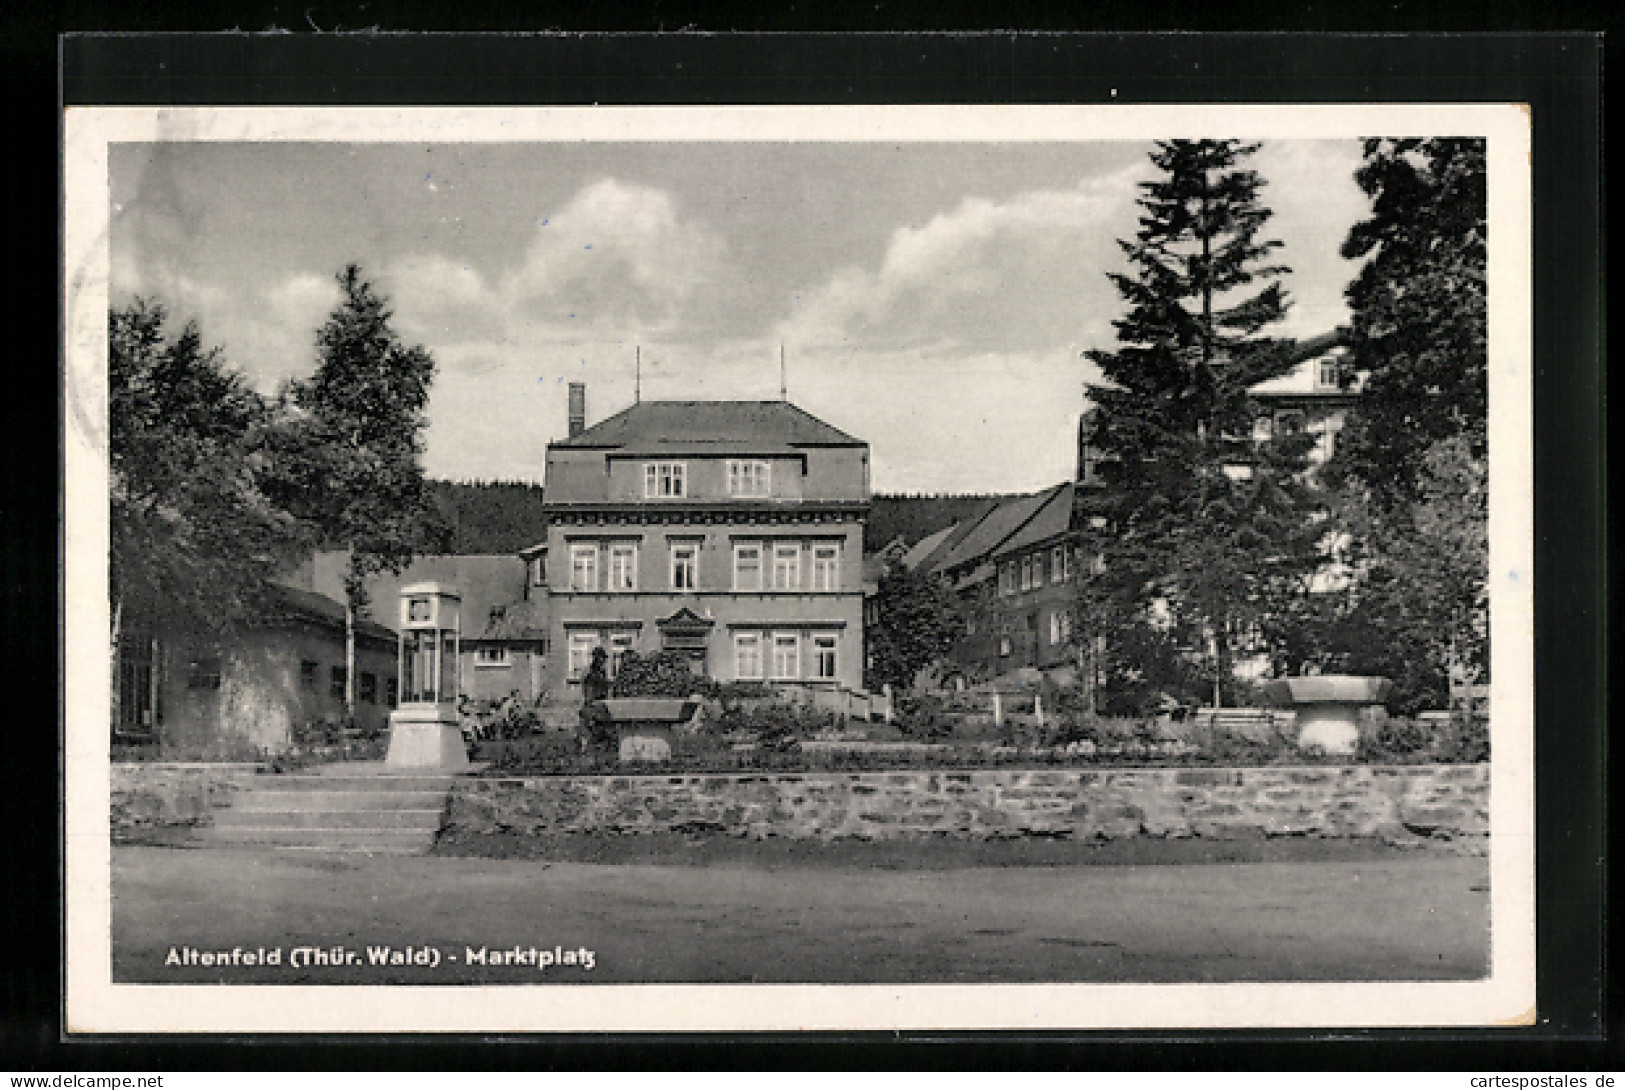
[1437,712,1490,763]
[894,692,951,739]
[460,693,542,742]
[611,651,720,699]
[1357,716,1432,763]
[484,732,589,774]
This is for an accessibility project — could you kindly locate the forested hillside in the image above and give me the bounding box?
[427,480,1021,555]
[426,480,551,554]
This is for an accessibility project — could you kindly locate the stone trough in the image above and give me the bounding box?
[592,697,699,763]
[1263,675,1393,756]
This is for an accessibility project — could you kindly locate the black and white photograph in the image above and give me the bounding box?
[62,103,1535,1033]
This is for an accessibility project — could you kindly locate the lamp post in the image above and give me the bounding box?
[384,582,470,770]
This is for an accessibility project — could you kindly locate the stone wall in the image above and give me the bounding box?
[447,765,1488,845]
[111,763,259,837]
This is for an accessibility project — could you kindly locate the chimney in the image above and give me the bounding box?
[567,382,586,438]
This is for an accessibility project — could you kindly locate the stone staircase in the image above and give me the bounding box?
[200,763,456,854]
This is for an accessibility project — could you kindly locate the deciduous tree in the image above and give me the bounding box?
[110,299,308,640]
[1334,138,1487,510]
[262,265,446,715]
[866,565,964,694]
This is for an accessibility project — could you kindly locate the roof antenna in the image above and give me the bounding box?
[635,345,641,404]
[779,343,787,401]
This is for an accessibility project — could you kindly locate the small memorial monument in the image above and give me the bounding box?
[384,582,470,770]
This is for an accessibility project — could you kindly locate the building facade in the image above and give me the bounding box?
[114,583,399,757]
[538,386,870,702]
[905,483,1083,685]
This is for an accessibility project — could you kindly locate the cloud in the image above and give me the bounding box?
[777,168,1146,356]
[501,178,728,340]
[382,177,734,382]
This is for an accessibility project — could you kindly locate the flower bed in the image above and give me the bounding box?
[472,716,1485,778]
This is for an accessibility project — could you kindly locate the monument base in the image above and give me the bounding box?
[385,705,470,770]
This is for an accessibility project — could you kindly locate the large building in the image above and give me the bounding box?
[535,384,872,701]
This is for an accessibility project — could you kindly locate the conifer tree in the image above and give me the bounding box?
[1079,139,1322,709]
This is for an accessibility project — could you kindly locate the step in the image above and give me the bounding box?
[200,826,438,851]
[232,789,451,812]
[212,807,445,830]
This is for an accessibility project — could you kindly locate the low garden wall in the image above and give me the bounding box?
[111,762,260,838]
[446,764,1488,845]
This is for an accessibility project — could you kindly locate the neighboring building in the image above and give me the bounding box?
[113,583,399,757]
[314,552,551,705]
[905,485,1080,685]
[1245,329,1360,470]
[538,384,871,702]
[899,330,1359,691]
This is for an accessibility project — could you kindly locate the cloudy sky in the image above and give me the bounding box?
[109,139,1369,493]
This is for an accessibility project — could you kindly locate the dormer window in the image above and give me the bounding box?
[644,461,687,498]
[1317,357,1340,389]
[728,459,771,497]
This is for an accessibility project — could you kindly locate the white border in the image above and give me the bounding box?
[63,104,1535,1033]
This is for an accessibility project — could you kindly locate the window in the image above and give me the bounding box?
[734,543,763,591]
[1049,612,1063,645]
[812,634,837,680]
[1000,561,1016,597]
[1020,555,1033,592]
[570,544,599,592]
[568,632,600,680]
[727,460,770,497]
[608,543,637,591]
[771,632,800,679]
[999,633,1012,657]
[608,632,636,676]
[1059,611,1074,643]
[670,542,698,590]
[408,597,431,624]
[811,544,840,591]
[359,672,378,704]
[385,677,398,707]
[734,632,763,680]
[1063,545,1075,582]
[299,660,318,693]
[1318,357,1340,388]
[186,656,222,691]
[475,647,511,668]
[1051,545,1065,583]
[644,461,687,498]
[771,542,801,590]
[329,665,347,700]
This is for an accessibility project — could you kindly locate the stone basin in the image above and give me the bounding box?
[1261,675,1392,755]
[594,697,698,724]
[592,698,698,763]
